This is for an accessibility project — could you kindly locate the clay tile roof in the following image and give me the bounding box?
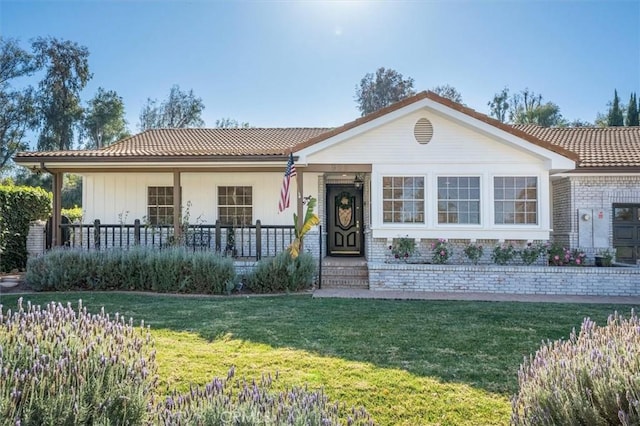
[14,128,332,160]
[514,124,640,169]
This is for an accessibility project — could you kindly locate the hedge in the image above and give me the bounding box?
[0,184,52,272]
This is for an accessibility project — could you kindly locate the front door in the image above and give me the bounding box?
[613,203,640,264]
[327,184,363,256]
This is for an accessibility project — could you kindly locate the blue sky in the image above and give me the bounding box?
[1,0,639,133]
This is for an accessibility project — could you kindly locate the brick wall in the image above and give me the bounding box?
[369,262,640,296]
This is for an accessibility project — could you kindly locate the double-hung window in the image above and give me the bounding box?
[218,186,253,226]
[437,177,480,224]
[147,186,174,225]
[494,177,538,225]
[382,176,425,224]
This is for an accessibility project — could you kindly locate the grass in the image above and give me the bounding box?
[0,291,636,425]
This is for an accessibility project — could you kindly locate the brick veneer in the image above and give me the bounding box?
[369,263,640,296]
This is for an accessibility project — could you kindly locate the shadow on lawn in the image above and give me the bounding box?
[1,292,634,395]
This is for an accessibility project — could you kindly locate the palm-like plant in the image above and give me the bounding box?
[288,197,320,259]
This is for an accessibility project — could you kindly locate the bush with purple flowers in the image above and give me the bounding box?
[1,299,373,425]
[547,244,587,266]
[463,242,484,265]
[389,236,416,262]
[431,238,451,264]
[512,310,640,425]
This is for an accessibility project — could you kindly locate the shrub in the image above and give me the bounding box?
[431,238,451,264]
[61,205,83,222]
[548,244,587,266]
[246,251,316,293]
[154,368,374,425]
[0,184,52,272]
[491,243,517,265]
[26,247,235,294]
[512,310,640,425]
[0,298,157,425]
[463,242,484,265]
[389,236,416,261]
[519,242,546,266]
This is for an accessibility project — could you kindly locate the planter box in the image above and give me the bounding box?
[368,262,640,296]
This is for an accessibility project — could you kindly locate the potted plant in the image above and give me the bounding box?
[595,249,614,267]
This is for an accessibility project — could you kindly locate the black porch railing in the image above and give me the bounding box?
[59,219,296,261]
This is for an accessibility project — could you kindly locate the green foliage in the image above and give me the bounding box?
[431,238,452,264]
[463,242,484,264]
[389,236,417,261]
[355,67,416,116]
[0,298,156,425]
[491,243,517,265]
[138,84,205,130]
[509,89,565,127]
[81,87,130,148]
[0,184,52,272]
[519,242,547,265]
[431,84,464,104]
[512,310,640,425]
[289,196,320,259]
[488,87,510,123]
[26,247,236,294]
[61,205,83,222]
[547,243,587,266]
[32,37,91,150]
[246,251,316,293]
[607,89,624,127]
[596,248,615,266]
[0,37,38,171]
[626,92,639,126]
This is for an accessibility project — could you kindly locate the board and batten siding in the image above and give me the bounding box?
[82,172,320,225]
[304,109,553,241]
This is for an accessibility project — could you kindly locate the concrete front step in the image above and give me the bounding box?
[321,279,369,290]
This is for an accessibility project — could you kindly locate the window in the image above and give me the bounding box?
[494,177,537,224]
[218,186,252,226]
[438,177,480,224]
[382,176,424,223]
[147,186,174,225]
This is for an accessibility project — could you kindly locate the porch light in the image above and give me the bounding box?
[354,174,364,189]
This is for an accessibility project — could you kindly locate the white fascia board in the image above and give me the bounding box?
[554,172,640,177]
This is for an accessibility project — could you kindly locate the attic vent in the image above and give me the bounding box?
[414,118,434,144]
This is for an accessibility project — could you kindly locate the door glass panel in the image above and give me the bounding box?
[615,207,633,221]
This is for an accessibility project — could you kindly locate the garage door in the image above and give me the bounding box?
[613,203,640,264]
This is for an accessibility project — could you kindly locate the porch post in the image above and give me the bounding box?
[173,170,182,241]
[296,170,304,249]
[52,172,63,247]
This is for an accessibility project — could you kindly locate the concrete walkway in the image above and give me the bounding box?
[313,288,640,304]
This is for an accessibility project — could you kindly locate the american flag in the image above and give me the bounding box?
[278,153,297,212]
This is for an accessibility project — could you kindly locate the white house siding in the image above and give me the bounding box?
[82,171,319,226]
[305,109,552,243]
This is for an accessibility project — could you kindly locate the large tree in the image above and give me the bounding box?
[509,89,565,127]
[431,84,463,104]
[626,92,639,126]
[607,89,624,126]
[355,67,416,116]
[215,118,250,128]
[138,85,205,130]
[32,37,91,151]
[81,88,129,148]
[0,38,38,172]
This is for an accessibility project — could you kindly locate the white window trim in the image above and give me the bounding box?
[216,185,254,226]
[380,174,427,226]
[434,174,483,228]
[490,174,542,228]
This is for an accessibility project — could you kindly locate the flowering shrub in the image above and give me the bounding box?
[519,242,546,266]
[547,244,587,266]
[389,236,416,261]
[512,310,640,425]
[155,368,374,425]
[463,242,484,264]
[491,243,517,265]
[431,238,451,264]
[0,298,157,424]
[0,299,372,425]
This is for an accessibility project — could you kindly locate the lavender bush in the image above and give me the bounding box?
[512,310,640,425]
[26,247,235,294]
[0,298,157,424]
[154,368,374,425]
[1,299,372,425]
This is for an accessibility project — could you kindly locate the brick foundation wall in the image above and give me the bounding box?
[369,263,640,296]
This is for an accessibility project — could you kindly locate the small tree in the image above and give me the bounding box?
[431,84,463,104]
[288,197,319,259]
[488,87,510,123]
[607,89,624,126]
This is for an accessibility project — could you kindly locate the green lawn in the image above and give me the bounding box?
[1,292,636,425]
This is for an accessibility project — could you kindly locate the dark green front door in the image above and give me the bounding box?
[613,203,640,264]
[327,185,363,256]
